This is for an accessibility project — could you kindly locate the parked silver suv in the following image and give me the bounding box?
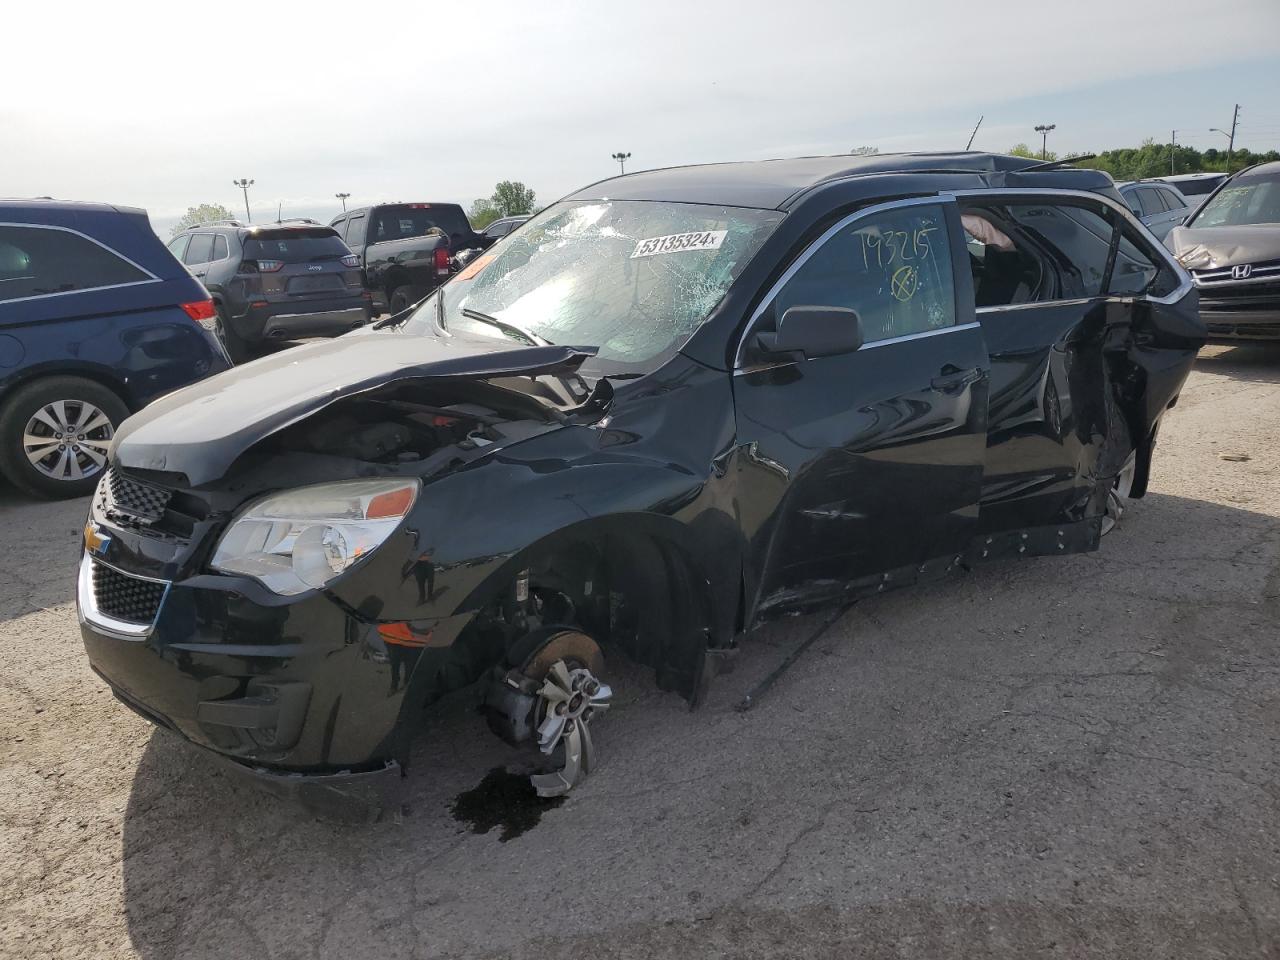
[1117,181,1193,241]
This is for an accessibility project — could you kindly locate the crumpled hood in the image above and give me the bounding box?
[112,332,594,485]
[1165,224,1280,269]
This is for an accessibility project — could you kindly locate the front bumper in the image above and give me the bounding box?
[1195,280,1280,341]
[77,545,475,807]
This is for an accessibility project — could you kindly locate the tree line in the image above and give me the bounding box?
[1006,139,1280,181]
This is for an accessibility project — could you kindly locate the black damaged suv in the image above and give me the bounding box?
[80,153,1204,816]
[168,220,371,362]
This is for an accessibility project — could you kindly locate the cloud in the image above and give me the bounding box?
[4,0,1278,235]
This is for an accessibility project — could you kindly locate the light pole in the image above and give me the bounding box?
[1211,104,1240,172]
[611,152,632,175]
[1034,124,1056,161]
[336,192,350,212]
[232,178,254,222]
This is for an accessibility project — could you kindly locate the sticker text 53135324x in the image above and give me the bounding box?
[631,230,727,259]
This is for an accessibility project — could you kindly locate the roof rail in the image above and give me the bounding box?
[187,218,244,229]
[271,217,322,226]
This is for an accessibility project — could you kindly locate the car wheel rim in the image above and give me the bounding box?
[529,658,612,798]
[1102,451,1137,536]
[22,400,114,482]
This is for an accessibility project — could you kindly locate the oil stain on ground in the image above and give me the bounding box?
[450,767,565,842]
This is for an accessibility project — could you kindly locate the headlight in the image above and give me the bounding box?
[211,478,419,596]
[1175,247,1212,271]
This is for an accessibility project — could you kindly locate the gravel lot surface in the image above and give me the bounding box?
[2,345,1279,959]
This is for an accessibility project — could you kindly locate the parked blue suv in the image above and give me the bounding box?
[0,200,229,499]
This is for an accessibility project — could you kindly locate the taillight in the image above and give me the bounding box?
[434,247,450,277]
[341,254,360,268]
[180,299,218,330]
[255,259,284,273]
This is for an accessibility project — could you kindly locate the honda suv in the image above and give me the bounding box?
[168,220,371,362]
[0,199,228,499]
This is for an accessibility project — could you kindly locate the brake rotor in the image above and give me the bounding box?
[518,631,612,798]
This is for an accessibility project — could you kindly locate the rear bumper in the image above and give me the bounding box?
[231,297,371,342]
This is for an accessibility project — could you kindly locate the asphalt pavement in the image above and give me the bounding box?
[2,344,1279,959]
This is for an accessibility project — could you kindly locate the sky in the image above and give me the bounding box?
[3,0,1279,238]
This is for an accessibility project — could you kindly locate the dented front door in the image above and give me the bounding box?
[733,198,990,617]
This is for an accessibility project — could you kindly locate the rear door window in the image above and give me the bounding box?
[1136,188,1166,216]
[774,203,956,343]
[0,225,149,302]
[344,216,366,247]
[212,235,229,260]
[183,234,214,264]
[963,201,1113,305]
[1160,188,1187,211]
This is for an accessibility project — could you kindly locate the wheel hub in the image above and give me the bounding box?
[529,659,611,798]
[22,400,113,481]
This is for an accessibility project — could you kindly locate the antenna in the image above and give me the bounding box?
[965,116,984,151]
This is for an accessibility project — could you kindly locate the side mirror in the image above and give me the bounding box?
[756,306,864,360]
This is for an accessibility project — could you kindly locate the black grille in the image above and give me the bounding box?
[99,467,172,527]
[1198,280,1280,304]
[91,560,166,625]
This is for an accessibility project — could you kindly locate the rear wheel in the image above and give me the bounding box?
[0,377,128,499]
[214,304,254,364]
[388,286,413,315]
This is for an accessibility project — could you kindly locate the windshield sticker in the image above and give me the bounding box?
[455,254,495,282]
[631,230,727,259]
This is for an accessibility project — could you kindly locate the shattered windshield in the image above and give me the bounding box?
[403,200,783,372]
[1191,173,1280,227]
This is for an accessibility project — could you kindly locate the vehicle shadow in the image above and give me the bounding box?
[117,490,1280,959]
[1195,342,1280,383]
[0,480,88,624]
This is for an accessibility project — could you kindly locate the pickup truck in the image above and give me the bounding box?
[330,202,485,313]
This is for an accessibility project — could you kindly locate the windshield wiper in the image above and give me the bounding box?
[461,307,553,346]
[372,291,429,330]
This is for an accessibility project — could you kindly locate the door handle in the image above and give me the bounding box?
[930,364,981,393]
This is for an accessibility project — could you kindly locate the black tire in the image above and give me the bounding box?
[214,304,254,364]
[388,286,412,315]
[0,376,129,500]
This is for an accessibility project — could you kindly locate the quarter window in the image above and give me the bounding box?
[0,225,148,302]
[1111,225,1178,297]
[773,204,956,344]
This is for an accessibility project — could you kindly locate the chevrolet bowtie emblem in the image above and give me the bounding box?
[83,522,111,557]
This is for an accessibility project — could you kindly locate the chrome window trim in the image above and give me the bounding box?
[0,221,163,305]
[945,187,1193,306]
[76,553,171,641]
[858,320,981,350]
[976,298,1095,315]
[733,195,956,369]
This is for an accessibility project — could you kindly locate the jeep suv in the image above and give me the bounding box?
[168,220,371,362]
